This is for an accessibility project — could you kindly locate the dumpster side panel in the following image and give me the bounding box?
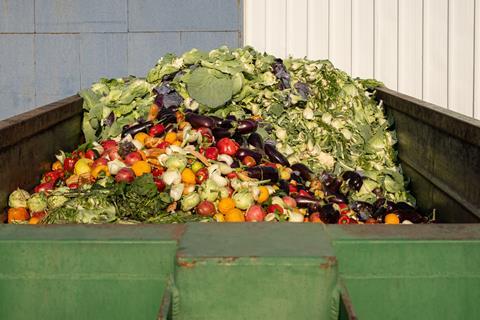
[329,225,480,320]
[0,225,183,320]
[377,87,480,222]
[0,96,83,219]
[174,223,340,320]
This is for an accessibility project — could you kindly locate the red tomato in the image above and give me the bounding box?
[151,167,165,177]
[149,124,165,137]
[289,184,298,194]
[337,203,350,215]
[156,141,170,149]
[204,147,219,160]
[197,127,213,140]
[68,183,79,190]
[195,168,209,184]
[216,138,239,156]
[63,157,77,172]
[226,172,238,180]
[267,204,284,215]
[34,181,55,193]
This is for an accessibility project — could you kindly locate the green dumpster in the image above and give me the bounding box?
[1,88,479,319]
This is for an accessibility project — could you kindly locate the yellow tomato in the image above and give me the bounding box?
[74,158,93,175]
[165,132,177,144]
[257,186,269,204]
[181,168,196,185]
[384,213,400,224]
[134,132,149,144]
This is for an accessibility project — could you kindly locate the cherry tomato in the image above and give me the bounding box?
[195,168,209,184]
[216,138,239,156]
[149,124,165,137]
[242,155,256,167]
[84,149,97,160]
[156,141,170,149]
[204,147,219,160]
[63,157,77,172]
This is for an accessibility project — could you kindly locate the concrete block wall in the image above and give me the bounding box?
[0,0,243,120]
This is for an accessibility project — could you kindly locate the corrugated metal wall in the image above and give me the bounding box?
[245,0,480,119]
[0,0,242,120]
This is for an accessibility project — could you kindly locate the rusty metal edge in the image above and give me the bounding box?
[375,87,480,147]
[0,95,83,151]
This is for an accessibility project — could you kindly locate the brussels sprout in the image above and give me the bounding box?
[8,189,30,208]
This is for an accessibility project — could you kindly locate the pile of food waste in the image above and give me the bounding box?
[5,46,432,224]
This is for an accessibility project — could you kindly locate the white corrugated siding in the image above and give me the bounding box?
[244,0,480,119]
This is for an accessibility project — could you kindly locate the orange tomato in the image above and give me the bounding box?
[181,168,196,185]
[165,132,177,144]
[8,207,29,223]
[384,213,400,224]
[134,132,150,144]
[218,198,236,214]
[224,208,245,222]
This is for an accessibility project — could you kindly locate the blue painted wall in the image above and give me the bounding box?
[0,0,243,120]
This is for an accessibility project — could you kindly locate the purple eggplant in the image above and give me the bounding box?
[264,143,290,167]
[295,196,322,208]
[185,113,216,129]
[278,179,290,194]
[211,116,234,129]
[320,204,340,224]
[235,148,263,164]
[121,121,153,138]
[324,189,348,204]
[212,127,232,140]
[235,119,258,135]
[342,171,363,191]
[246,166,279,183]
[247,132,264,150]
[290,163,314,181]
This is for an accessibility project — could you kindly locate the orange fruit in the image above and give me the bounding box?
[257,186,269,204]
[8,207,29,223]
[384,213,400,224]
[224,208,245,222]
[181,168,196,185]
[51,160,63,171]
[165,132,177,144]
[218,198,236,214]
[134,132,149,144]
[131,160,151,176]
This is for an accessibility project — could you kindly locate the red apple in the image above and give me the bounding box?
[92,158,108,168]
[196,200,216,217]
[124,151,143,166]
[101,139,117,151]
[245,205,266,222]
[282,196,297,208]
[115,167,135,183]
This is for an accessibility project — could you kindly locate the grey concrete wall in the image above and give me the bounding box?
[0,0,243,120]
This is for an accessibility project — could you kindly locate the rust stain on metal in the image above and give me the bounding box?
[320,256,337,269]
[171,224,187,241]
[219,256,239,264]
[177,259,196,268]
